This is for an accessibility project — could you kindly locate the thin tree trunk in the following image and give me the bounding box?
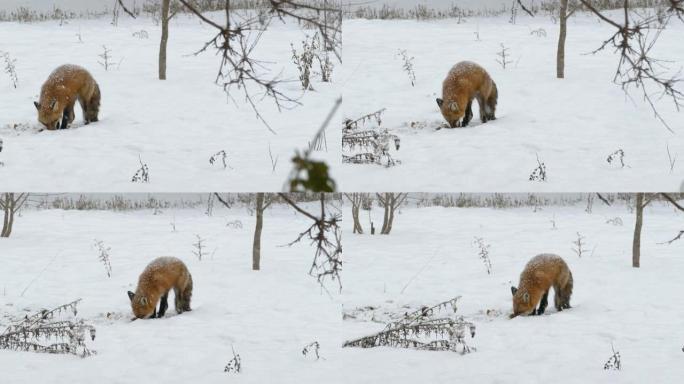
[557,0,568,79]
[345,193,364,234]
[7,200,15,237]
[159,0,170,80]
[1,193,26,238]
[252,193,265,271]
[386,201,396,234]
[632,193,644,268]
[381,193,391,234]
[1,194,10,237]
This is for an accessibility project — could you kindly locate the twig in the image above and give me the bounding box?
[21,253,58,297]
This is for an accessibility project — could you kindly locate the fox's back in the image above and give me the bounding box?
[137,257,190,293]
[520,253,570,289]
[40,64,94,96]
[442,61,490,94]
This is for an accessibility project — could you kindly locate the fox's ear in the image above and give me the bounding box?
[33,101,40,110]
[523,292,530,303]
[49,99,58,111]
[510,286,517,296]
[448,101,459,113]
[436,98,444,107]
[127,291,135,301]
[140,296,148,306]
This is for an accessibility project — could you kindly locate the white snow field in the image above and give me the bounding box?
[339,196,684,383]
[339,11,684,192]
[0,13,340,191]
[0,198,345,383]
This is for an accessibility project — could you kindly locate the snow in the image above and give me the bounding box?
[339,200,684,383]
[2,196,684,382]
[0,203,344,383]
[338,13,684,191]
[0,13,340,191]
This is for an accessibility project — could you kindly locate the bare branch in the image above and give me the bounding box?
[580,0,684,132]
[517,0,535,17]
[213,193,232,209]
[117,0,137,19]
[659,230,684,244]
[661,192,684,212]
[596,193,612,206]
[278,193,343,291]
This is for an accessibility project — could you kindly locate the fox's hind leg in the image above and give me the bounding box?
[486,83,498,121]
[476,94,489,124]
[554,285,564,311]
[182,275,193,312]
[82,83,100,124]
[78,97,90,125]
[173,287,184,314]
[158,292,169,318]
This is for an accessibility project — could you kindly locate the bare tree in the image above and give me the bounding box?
[522,1,683,128]
[344,193,365,234]
[557,0,569,78]
[632,192,684,267]
[632,192,646,267]
[376,193,408,235]
[0,193,28,238]
[159,0,170,80]
[252,192,274,271]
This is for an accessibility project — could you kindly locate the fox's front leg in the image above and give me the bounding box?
[60,109,69,130]
[536,290,550,315]
[157,292,169,318]
[60,105,75,129]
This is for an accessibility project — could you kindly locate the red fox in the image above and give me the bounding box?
[127,257,193,319]
[436,61,497,128]
[510,254,573,318]
[33,64,100,130]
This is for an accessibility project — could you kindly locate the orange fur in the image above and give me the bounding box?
[436,61,498,128]
[510,254,573,318]
[34,64,100,130]
[128,257,193,319]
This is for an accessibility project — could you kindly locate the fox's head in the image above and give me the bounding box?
[436,97,465,128]
[509,286,535,319]
[34,99,62,130]
[127,291,155,319]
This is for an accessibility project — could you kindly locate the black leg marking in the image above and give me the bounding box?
[538,290,549,315]
[60,110,69,130]
[158,292,169,318]
[462,100,474,127]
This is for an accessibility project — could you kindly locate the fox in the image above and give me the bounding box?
[33,64,100,130]
[436,61,498,128]
[509,253,573,319]
[127,257,193,319]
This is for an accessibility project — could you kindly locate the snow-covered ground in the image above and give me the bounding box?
[339,12,684,191]
[2,194,683,383]
[0,201,345,383]
[339,198,684,383]
[0,13,340,191]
